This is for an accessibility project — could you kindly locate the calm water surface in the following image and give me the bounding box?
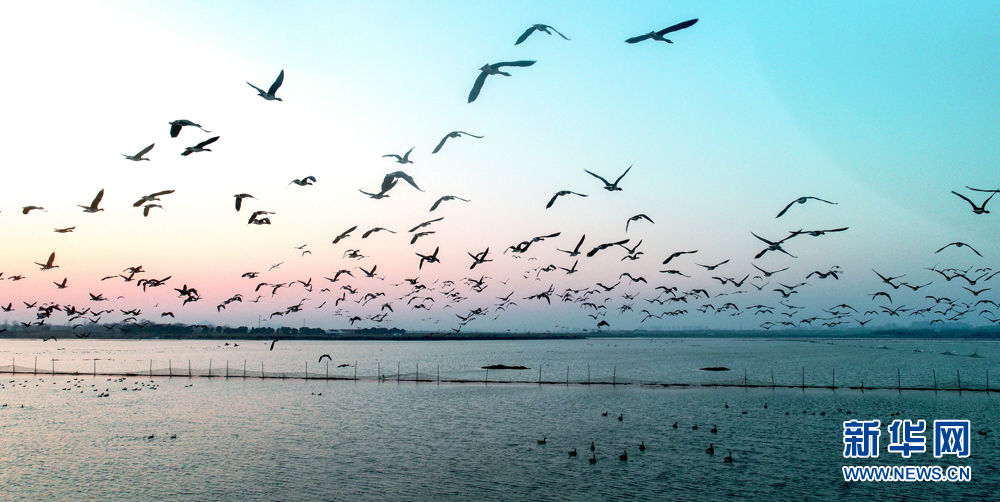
[1,338,996,501]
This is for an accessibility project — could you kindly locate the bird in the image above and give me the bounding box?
[408,217,444,233]
[697,259,730,270]
[432,131,483,154]
[332,226,358,244]
[22,206,46,214]
[181,136,219,156]
[516,24,570,45]
[78,189,105,213]
[288,176,317,187]
[569,448,577,456]
[952,190,993,214]
[430,195,470,212]
[590,442,596,451]
[142,204,163,217]
[619,450,628,461]
[383,147,415,164]
[724,451,733,463]
[587,239,629,258]
[382,171,423,193]
[168,120,210,137]
[35,252,58,271]
[775,196,838,218]
[54,227,76,233]
[269,339,281,350]
[585,166,631,191]
[546,191,587,209]
[538,437,546,444]
[233,194,256,212]
[122,143,154,161]
[133,190,175,207]
[662,250,697,265]
[618,413,623,421]
[589,454,596,464]
[362,227,396,238]
[935,242,982,257]
[625,19,698,44]
[752,232,797,259]
[711,425,718,434]
[557,235,586,257]
[411,232,435,244]
[706,443,715,455]
[639,441,646,451]
[416,247,441,269]
[53,278,68,289]
[248,210,274,225]
[318,354,332,363]
[247,69,284,100]
[468,61,536,103]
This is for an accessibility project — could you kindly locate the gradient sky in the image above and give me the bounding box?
[1,1,998,332]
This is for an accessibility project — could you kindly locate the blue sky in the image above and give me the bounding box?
[0,1,997,332]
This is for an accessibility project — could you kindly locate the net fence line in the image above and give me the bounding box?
[0,362,995,393]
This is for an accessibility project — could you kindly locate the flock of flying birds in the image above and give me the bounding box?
[2,18,999,339]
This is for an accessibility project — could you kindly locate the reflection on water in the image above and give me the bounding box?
[1,339,997,501]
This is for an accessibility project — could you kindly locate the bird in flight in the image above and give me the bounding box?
[35,252,58,271]
[133,190,175,207]
[169,120,210,138]
[935,242,982,257]
[515,24,570,45]
[416,247,441,269]
[752,232,796,259]
[383,147,415,164]
[234,193,255,212]
[78,189,105,213]
[546,191,587,209]
[952,190,993,214]
[626,214,654,232]
[587,239,629,258]
[54,227,76,233]
[362,227,396,238]
[288,176,317,187]
[662,250,697,265]
[430,195,470,212]
[625,19,698,44]
[22,206,46,214]
[54,278,68,289]
[248,69,284,101]
[122,143,154,161]
[697,259,730,271]
[332,226,358,244]
[432,131,483,154]
[557,235,586,257]
[142,204,163,217]
[408,217,443,233]
[181,136,219,156]
[585,165,631,191]
[468,61,536,103]
[775,196,838,218]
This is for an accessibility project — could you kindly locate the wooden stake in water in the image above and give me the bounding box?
[832,368,835,390]
[398,362,400,383]
[189,360,192,378]
[801,367,805,390]
[744,369,747,389]
[588,364,591,386]
[52,358,55,375]
[771,368,774,389]
[416,363,419,383]
[437,363,440,385]
[95,359,98,377]
[539,364,542,386]
[957,369,962,395]
[169,360,172,378]
[354,361,358,381]
[613,366,617,387]
[208,359,212,378]
[566,366,569,387]
[227,361,230,379]
[305,361,308,380]
[34,356,37,376]
[987,370,990,396]
[150,359,153,378]
[244,360,247,379]
[933,369,937,394]
[897,369,901,394]
[325,361,329,379]
[261,361,264,379]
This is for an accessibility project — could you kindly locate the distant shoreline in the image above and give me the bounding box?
[2,323,999,341]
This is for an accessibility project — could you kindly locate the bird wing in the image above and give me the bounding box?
[393,171,423,191]
[775,199,798,218]
[614,165,632,185]
[549,26,570,40]
[402,147,414,161]
[197,136,220,148]
[432,134,450,154]
[247,81,267,95]
[235,196,243,211]
[625,33,652,44]
[430,197,446,212]
[46,252,56,267]
[169,123,182,137]
[151,189,175,198]
[952,191,976,208]
[657,19,699,36]
[267,69,284,95]
[545,192,561,209]
[468,71,489,103]
[809,197,837,205]
[515,26,537,45]
[455,131,484,138]
[137,143,154,156]
[493,60,536,68]
[584,169,612,186]
[91,189,104,209]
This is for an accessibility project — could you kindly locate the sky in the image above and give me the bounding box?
[1,1,998,332]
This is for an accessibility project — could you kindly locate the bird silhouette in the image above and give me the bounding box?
[248,70,284,100]
[626,19,698,44]
[468,61,536,103]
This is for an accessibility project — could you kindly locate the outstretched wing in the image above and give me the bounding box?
[169,123,182,137]
[584,169,611,186]
[91,189,104,209]
[247,81,267,95]
[393,171,423,191]
[137,143,154,156]
[656,19,698,36]
[432,134,450,154]
[775,199,798,218]
[468,71,488,103]
[493,60,536,68]
[625,33,652,44]
[545,192,561,209]
[456,131,484,138]
[550,26,570,40]
[515,26,537,45]
[197,136,220,148]
[430,197,446,212]
[614,165,632,185]
[268,70,284,95]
